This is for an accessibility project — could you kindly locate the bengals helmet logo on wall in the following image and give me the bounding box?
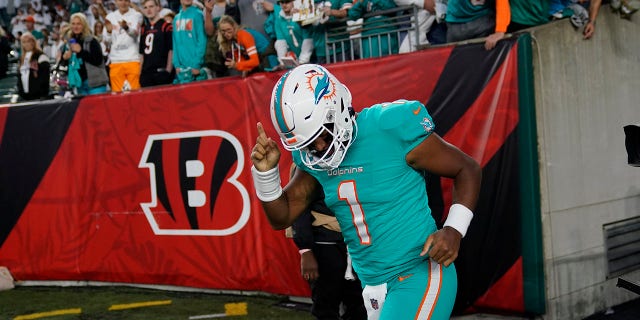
[139,130,250,236]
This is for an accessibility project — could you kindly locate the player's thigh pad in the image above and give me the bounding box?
[380,259,457,320]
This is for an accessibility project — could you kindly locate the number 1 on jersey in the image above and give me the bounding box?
[338,180,371,245]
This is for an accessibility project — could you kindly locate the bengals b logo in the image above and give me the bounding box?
[139,130,250,236]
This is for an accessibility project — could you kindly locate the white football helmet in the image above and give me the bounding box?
[270,64,356,170]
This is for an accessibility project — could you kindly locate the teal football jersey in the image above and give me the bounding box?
[293,100,438,285]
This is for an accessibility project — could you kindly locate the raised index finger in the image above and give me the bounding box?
[256,122,268,139]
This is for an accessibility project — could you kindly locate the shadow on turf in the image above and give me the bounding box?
[274,300,312,312]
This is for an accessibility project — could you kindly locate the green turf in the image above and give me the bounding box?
[0,286,313,319]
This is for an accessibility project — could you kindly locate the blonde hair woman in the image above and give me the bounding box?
[216,15,261,76]
[61,13,109,95]
[17,32,50,101]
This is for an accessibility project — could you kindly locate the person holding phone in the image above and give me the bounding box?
[272,0,314,67]
[216,15,262,77]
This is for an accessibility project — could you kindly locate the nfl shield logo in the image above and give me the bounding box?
[370,298,379,310]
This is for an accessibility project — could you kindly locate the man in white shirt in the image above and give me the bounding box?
[104,0,142,91]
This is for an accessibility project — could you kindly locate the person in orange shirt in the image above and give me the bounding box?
[445,0,510,50]
[216,15,261,77]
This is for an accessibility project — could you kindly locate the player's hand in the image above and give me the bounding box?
[484,32,505,50]
[420,227,462,267]
[191,68,200,75]
[251,122,281,172]
[300,251,319,281]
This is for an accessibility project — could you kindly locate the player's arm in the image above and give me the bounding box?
[262,168,320,229]
[406,133,481,266]
[406,133,481,211]
[251,122,320,229]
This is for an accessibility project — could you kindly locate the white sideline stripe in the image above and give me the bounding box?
[188,314,227,319]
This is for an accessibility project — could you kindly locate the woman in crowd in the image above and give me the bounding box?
[16,32,50,101]
[216,15,261,77]
[93,20,109,63]
[62,13,109,95]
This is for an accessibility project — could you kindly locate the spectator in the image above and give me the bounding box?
[204,16,228,78]
[273,0,314,65]
[48,29,63,64]
[139,0,174,87]
[106,1,118,13]
[172,0,207,83]
[30,0,42,13]
[68,0,85,14]
[395,0,436,53]
[24,15,44,43]
[347,0,399,58]
[93,20,109,61]
[163,9,176,23]
[27,7,45,31]
[40,28,53,59]
[312,0,352,64]
[203,0,235,78]
[289,164,368,320]
[445,0,511,50]
[611,0,639,19]
[16,32,49,101]
[87,3,107,29]
[507,0,550,33]
[43,7,55,29]
[217,14,262,76]
[240,0,278,68]
[583,0,602,39]
[549,0,601,40]
[0,0,9,29]
[0,26,10,78]
[104,0,142,92]
[237,0,276,37]
[10,8,27,38]
[208,0,239,22]
[62,13,109,95]
[54,22,71,64]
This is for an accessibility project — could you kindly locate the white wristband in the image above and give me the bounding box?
[251,165,283,202]
[443,204,474,238]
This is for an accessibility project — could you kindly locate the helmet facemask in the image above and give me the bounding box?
[299,112,357,170]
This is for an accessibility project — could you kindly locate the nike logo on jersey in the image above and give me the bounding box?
[413,106,421,115]
[398,274,413,282]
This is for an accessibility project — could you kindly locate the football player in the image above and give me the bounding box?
[251,64,481,319]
